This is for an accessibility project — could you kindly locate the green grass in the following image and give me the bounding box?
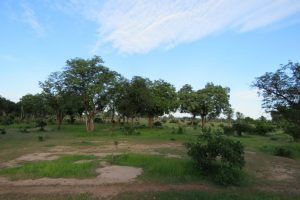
[113,190,300,200]
[261,143,300,159]
[0,155,98,180]
[106,153,202,183]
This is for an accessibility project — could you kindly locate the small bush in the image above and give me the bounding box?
[0,128,6,135]
[213,166,245,186]
[273,147,293,158]
[94,117,104,124]
[0,116,14,125]
[177,126,185,134]
[232,121,254,136]
[153,121,162,127]
[253,121,275,135]
[121,126,141,135]
[36,120,47,131]
[270,134,294,142]
[186,131,245,186]
[169,119,179,124]
[38,135,44,142]
[19,126,30,133]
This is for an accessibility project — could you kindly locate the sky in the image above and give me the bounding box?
[1,0,300,119]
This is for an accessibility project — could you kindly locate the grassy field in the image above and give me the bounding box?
[0,122,300,199]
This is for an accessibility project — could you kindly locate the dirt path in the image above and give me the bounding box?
[0,183,216,198]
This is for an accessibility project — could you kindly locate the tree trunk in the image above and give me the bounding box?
[86,113,95,132]
[148,115,154,128]
[201,115,205,129]
[56,112,64,130]
[192,114,196,125]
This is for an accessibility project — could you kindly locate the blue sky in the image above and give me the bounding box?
[1,0,300,118]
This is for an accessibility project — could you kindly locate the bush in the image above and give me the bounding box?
[186,131,245,186]
[273,147,293,158]
[36,120,47,131]
[177,126,185,134]
[94,117,104,124]
[121,126,141,135]
[253,121,275,135]
[19,126,30,133]
[169,119,179,124]
[0,115,14,125]
[213,166,245,186]
[153,121,162,127]
[270,133,294,142]
[0,128,6,135]
[232,121,254,136]
[38,135,44,142]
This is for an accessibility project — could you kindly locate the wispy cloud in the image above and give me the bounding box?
[64,0,300,54]
[21,3,44,37]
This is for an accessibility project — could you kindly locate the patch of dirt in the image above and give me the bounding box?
[2,153,59,167]
[0,183,216,198]
[0,165,142,186]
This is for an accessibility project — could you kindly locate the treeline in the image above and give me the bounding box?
[0,56,231,132]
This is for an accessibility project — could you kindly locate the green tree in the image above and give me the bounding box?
[253,62,300,138]
[63,56,118,131]
[144,79,178,128]
[178,84,199,124]
[19,94,48,120]
[197,83,231,128]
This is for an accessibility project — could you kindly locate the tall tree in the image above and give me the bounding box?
[253,62,300,138]
[40,72,68,129]
[144,79,178,128]
[19,94,48,120]
[63,56,118,131]
[178,84,199,124]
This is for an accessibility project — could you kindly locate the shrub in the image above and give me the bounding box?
[169,119,179,124]
[186,131,245,186]
[94,117,104,124]
[0,115,14,125]
[19,126,30,133]
[121,126,141,135]
[0,128,6,135]
[153,121,162,127]
[270,133,294,142]
[273,147,293,158]
[177,126,185,134]
[222,125,235,135]
[36,120,47,131]
[232,121,254,136]
[38,135,44,142]
[213,166,245,186]
[253,121,275,135]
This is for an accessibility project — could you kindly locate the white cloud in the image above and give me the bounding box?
[21,3,45,37]
[62,0,300,53]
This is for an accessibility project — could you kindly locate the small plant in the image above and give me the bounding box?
[114,141,119,149]
[186,130,245,186]
[121,126,141,135]
[170,138,176,141]
[19,126,29,133]
[273,147,293,158]
[36,120,47,131]
[38,135,44,142]
[0,128,6,135]
[153,121,162,127]
[177,126,184,134]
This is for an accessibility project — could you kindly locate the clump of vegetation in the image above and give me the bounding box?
[273,146,293,158]
[186,130,246,186]
[19,126,30,133]
[176,126,185,134]
[153,121,162,127]
[121,126,141,135]
[36,120,47,131]
[38,135,44,142]
[0,128,6,135]
[269,132,294,142]
[232,121,254,136]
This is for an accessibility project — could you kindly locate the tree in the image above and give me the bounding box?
[197,83,231,128]
[253,62,300,138]
[40,72,69,129]
[144,79,178,128]
[63,56,118,131]
[178,84,199,124]
[19,94,48,120]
